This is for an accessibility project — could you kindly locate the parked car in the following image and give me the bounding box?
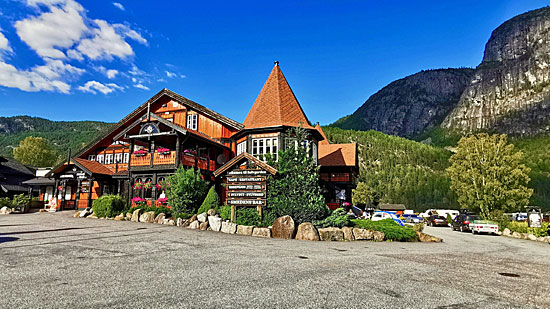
[427,215,448,227]
[451,214,481,232]
[470,220,499,235]
[371,211,405,226]
[512,213,528,221]
[402,214,423,224]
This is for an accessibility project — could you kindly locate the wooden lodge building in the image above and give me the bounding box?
[44,63,358,211]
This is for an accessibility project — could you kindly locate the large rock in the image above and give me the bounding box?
[199,222,209,230]
[353,228,374,240]
[1,206,12,215]
[189,214,197,223]
[373,231,385,242]
[295,223,319,241]
[114,213,125,221]
[131,209,141,222]
[272,215,296,239]
[342,226,355,241]
[207,208,217,216]
[237,225,254,236]
[197,213,208,223]
[512,231,522,239]
[166,219,175,226]
[139,211,155,223]
[208,215,222,232]
[527,234,538,241]
[176,218,183,227]
[125,212,133,220]
[73,211,81,218]
[252,227,271,238]
[188,220,200,229]
[417,232,442,242]
[182,219,191,227]
[318,227,344,241]
[221,221,237,234]
[155,213,165,224]
[502,228,511,237]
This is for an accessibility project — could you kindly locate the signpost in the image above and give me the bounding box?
[225,169,268,222]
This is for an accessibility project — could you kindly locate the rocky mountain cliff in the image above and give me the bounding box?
[442,7,550,135]
[332,69,474,137]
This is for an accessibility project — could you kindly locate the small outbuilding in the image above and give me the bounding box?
[377,203,407,215]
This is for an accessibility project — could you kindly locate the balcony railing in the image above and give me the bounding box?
[153,151,176,165]
[131,153,152,166]
[129,151,216,171]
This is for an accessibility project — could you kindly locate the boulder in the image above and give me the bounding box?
[318,227,344,241]
[208,215,222,232]
[527,234,538,241]
[207,209,217,216]
[182,219,191,227]
[237,225,254,236]
[114,213,125,221]
[272,215,296,239]
[512,231,522,239]
[125,212,133,220]
[199,222,209,230]
[189,214,198,223]
[353,228,374,240]
[295,223,320,241]
[131,209,141,222]
[197,213,208,223]
[502,228,511,237]
[252,227,271,238]
[176,218,183,227]
[154,213,165,224]
[342,226,355,241]
[87,214,97,219]
[139,211,155,223]
[74,211,81,218]
[373,231,385,242]
[537,237,546,242]
[188,220,200,229]
[80,209,91,218]
[416,232,442,242]
[221,221,237,234]
[166,219,175,226]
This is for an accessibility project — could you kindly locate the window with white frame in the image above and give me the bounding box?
[96,154,105,164]
[88,155,96,161]
[252,137,278,161]
[237,141,247,155]
[105,154,113,164]
[187,114,198,130]
[114,153,123,163]
[123,153,129,163]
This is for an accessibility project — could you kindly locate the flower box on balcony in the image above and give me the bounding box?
[156,148,170,155]
[133,150,147,157]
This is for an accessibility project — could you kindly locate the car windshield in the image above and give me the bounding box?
[435,216,446,219]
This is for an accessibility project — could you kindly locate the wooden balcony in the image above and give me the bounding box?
[131,153,152,166]
[320,173,351,183]
[129,151,216,171]
[154,151,177,165]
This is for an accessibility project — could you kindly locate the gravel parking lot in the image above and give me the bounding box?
[1,212,550,308]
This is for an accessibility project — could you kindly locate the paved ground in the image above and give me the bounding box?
[1,212,549,309]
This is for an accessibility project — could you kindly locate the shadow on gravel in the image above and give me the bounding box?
[0,224,34,227]
[0,237,19,244]
[0,227,90,236]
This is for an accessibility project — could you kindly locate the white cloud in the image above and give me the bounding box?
[134,83,149,90]
[165,71,176,78]
[15,0,87,59]
[106,69,118,79]
[76,19,133,60]
[180,74,186,78]
[113,24,147,45]
[77,80,123,94]
[33,59,84,79]
[0,32,12,52]
[112,2,125,11]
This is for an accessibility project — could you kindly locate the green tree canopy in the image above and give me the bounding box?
[447,133,533,219]
[13,136,58,167]
[352,182,379,207]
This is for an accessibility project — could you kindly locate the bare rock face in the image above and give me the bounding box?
[272,216,296,239]
[318,227,344,241]
[443,7,550,135]
[295,223,320,241]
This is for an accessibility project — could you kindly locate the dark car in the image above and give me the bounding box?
[451,214,481,232]
[427,215,448,227]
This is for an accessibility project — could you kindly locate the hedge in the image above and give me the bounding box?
[351,218,418,242]
[92,195,126,218]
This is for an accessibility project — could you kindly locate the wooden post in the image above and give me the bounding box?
[75,179,81,210]
[150,139,155,167]
[128,139,134,170]
[231,205,236,223]
[175,134,181,168]
[257,205,262,219]
[87,177,94,209]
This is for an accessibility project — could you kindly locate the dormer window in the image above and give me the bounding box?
[187,114,198,130]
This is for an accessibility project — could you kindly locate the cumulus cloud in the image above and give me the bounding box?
[76,19,133,60]
[112,2,125,11]
[165,71,176,78]
[95,66,119,79]
[0,31,12,52]
[77,80,123,94]
[133,83,149,90]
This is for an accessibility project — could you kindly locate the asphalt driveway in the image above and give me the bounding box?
[1,212,549,308]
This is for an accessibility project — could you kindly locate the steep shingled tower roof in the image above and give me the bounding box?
[243,62,314,130]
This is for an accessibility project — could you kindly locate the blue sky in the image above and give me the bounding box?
[0,0,548,125]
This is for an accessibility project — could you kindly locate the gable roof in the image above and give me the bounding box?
[315,123,329,145]
[213,152,277,177]
[243,63,314,130]
[48,158,114,177]
[318,143,357,167]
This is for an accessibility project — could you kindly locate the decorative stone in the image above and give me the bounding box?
[272,215,296,239]
[207,208,217,216]
[318,227,344,241]
[416,232,442,242]
[87,214,97,219]
[503,228,511,236]
[352,228,374,240]
[74,211,81,218]
[79,208,91,218]
[537,237,546,242]
[189,214,197,223]
[163,218,170,224]
[182,219,191,227]
[166,219,175,226]
[295,222,320,241]
[188,220,200,229]
[176,218,183,227]
[252,227,271,238]
[208,215,222,232]
[155,213,165,224]
[139,211,155,223]
[342,226,355,241]
[199,222,209,230]
[131,209,141,222]
[125,212,133,220]
[114,213,124,221]
[527,234,537,241]
[221,221,237,234]
[237,225,254,236]
[373,231,385,242]
[197,212,208,223]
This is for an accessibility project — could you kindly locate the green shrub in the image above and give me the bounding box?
[92,195,126,218]
[173,212,193,220]
[128,205,173,217]
[0,197,12,207]
[12,194,30,211]
[164,167,209,214]
[197,186,219,214]
[219,205,231,220]
[446,213,453,224]
[313,208,350,228]
[500,221,549,238]
[351,218,418,242]
[235,207,261,226]
[257,210,277,227]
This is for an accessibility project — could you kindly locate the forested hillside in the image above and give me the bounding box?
[0,116,113,161]
[323,127,458,212]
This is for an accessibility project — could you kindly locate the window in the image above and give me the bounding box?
[96,154,104,164]
[144,177,153,199]
[88,155,96,161]
[123,153,129,163]
[187,114,198,130]
[251,137,278,161]
[237,141,247,155]
[105,154,113,164]
[114,153,123,163]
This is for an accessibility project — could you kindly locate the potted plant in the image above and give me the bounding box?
[143,182,153,190]
[156,147,170,155]
[131,197,147,207]
[133,149,147,157]
[133,181,144,190]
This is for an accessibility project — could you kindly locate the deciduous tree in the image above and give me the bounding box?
[13,136,57,167]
